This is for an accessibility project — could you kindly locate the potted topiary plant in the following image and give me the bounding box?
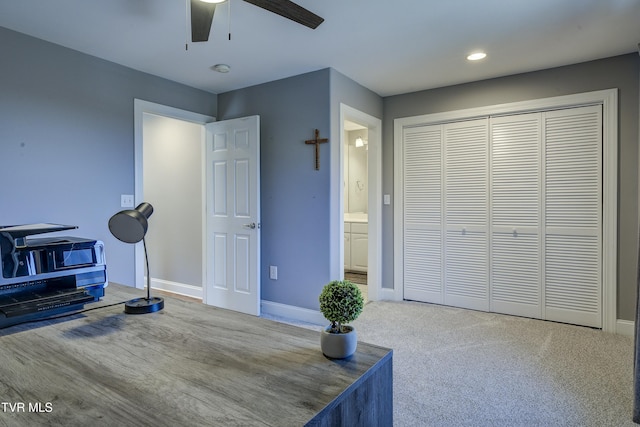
[318,280,364,359]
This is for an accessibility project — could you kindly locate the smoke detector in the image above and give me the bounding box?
[211,64,231,73]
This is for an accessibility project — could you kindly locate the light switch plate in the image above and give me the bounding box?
[383,194,391,205]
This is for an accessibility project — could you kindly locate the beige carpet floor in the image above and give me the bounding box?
[267,300,636,426]
[353,300,635,427]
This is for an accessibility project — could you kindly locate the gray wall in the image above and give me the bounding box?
[329,69,384,120]
[218,69,331,310]
[329,69,384,280]
[382,54,640,320]
[218,68,383,310]
[0,27,217,286]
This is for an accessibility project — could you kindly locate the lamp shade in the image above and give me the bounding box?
[108,202,153,244]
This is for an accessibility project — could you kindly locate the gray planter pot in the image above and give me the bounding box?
[320,325,357,359]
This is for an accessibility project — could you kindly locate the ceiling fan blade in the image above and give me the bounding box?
[191,0,217,42]
[243,0,324,29]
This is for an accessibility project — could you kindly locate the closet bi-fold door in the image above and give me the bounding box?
[401,104,603,328]
[489,114,542,319]
[403,125,444,303]
[402,119,490,309]
[544,105,602,328]
[443,119,489,311]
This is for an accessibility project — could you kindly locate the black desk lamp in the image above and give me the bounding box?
[108,202,164,314]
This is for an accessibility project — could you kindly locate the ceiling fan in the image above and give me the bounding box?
[190,0,324,43]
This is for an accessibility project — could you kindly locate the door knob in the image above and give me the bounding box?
[243,222,256,229]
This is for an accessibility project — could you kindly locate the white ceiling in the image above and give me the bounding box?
[1,0,639,97]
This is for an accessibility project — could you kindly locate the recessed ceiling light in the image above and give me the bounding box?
[200,0,227,3]
[467,52,487,61]
[212,64,231,73]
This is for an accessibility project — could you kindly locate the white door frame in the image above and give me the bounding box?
[133,99,214,295]
[336,104,384,300]
[393,89,618,332]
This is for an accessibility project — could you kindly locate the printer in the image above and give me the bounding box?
[0,223,107,328]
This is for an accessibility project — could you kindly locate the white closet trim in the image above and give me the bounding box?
[393,89,618,332]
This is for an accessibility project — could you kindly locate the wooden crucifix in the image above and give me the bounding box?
[305,129,328,170]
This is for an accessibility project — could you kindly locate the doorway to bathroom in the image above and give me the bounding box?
[344,120,368,298]
[340,104,382,303]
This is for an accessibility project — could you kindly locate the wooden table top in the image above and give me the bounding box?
[0,284,391,427]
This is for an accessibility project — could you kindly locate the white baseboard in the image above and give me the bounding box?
[149,277,203,300]
[378,287,402,301]
[616,319,635,337]
[261,300,325,325]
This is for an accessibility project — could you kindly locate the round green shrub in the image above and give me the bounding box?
[319,280,364,333]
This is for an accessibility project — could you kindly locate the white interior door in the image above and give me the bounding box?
[489,113,542,319]
[443,119,489,311]
[205,116,260,316]
[402,124,444,303]
[543,105,602,328]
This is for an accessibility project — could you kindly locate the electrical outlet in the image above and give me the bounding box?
[269,265,278,280]
[121,194,134,208]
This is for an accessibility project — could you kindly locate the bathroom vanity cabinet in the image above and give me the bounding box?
[344,221,368,272]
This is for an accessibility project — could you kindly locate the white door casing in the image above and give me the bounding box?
[337,104,383,301]
[134,99,214,298]
[205,116,261,316]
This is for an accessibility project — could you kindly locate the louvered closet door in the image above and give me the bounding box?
[490,114,542,319]
[544,105,602,328]
[443,119,489,311]
[403,125,444,303]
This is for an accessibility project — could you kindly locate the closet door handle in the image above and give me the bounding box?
[243,222,256,229]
